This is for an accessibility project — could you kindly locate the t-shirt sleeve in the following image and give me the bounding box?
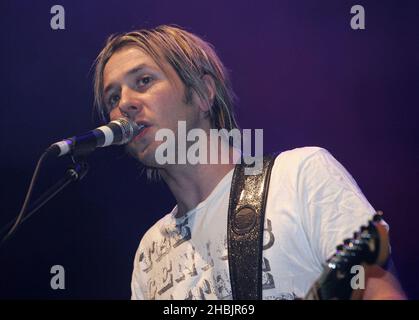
[297,148,379,267]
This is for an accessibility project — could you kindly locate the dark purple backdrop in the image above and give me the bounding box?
[0,0,418,299]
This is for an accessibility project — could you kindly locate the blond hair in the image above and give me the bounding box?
[93,25,238,131]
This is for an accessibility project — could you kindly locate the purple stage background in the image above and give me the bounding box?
[0,0,418,299]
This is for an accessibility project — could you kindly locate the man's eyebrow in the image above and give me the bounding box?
[103,63,151,94]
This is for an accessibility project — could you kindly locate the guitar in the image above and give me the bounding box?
[304,212,390,300]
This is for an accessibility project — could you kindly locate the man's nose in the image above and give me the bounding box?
[118,87,142,118]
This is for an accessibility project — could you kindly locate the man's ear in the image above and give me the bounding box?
[199,74,216,113]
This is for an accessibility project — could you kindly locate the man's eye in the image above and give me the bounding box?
[108,94,120,107]
[137,76,152,88]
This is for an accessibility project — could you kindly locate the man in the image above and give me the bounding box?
[93,25,406,300]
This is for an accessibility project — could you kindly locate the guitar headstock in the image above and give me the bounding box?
[305,212,390,300]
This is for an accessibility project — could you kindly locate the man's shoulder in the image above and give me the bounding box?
[266,146,342,192]
[273,146,331,170]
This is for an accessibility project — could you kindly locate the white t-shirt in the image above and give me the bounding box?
[131,147,378,300]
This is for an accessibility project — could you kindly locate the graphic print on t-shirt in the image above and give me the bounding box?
[138,216,287,299]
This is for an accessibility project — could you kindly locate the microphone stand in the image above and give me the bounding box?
[24,160,90,222]
[0,156,89,246]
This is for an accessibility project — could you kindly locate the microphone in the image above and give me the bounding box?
[47,118,141,157]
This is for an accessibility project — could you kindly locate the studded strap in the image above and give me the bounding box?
[227,154,276,300]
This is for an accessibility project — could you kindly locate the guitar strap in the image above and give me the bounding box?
[227,154,276,300]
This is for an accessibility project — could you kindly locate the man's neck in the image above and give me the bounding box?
[159,141,240,218]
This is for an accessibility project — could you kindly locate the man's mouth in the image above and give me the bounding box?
[137,123,146,132]
[133,123,150,141]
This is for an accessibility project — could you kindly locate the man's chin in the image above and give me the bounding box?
[125,143,161,168]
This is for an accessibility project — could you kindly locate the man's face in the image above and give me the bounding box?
[103,46,205,166]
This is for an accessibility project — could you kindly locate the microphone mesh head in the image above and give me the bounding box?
[115,118,140,144]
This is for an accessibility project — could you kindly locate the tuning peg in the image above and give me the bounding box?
[351,239,363,249]
[343,238,352,245]
[373,212,383,222]
[360,233,371,241]
[353,231,360,239]
[360,225,368,232]
[336,244,344,251]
